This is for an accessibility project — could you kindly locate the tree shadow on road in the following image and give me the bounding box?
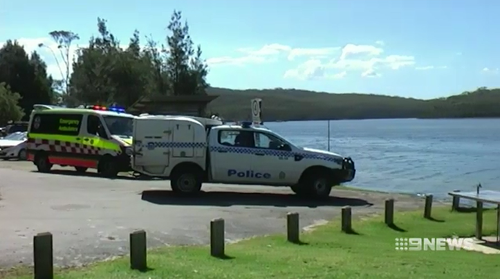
[140,190,373,208]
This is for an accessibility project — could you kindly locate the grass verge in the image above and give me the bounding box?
[4,207,500,279]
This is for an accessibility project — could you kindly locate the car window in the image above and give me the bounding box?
[254,132,286,150]
[87,115,108,138]
[3,132,26,141]
[218,130,254,147]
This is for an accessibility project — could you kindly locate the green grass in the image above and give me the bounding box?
[4,207,500,279]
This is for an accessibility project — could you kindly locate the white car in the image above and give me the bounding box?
[0,132,28,160]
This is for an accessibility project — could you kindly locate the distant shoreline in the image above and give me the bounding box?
[240,117,500,123]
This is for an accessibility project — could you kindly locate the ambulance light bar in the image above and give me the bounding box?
[86,105,126,113]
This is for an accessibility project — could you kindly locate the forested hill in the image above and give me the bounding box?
[206,87,500,121]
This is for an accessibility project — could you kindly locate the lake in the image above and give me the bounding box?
[265,119,500,199]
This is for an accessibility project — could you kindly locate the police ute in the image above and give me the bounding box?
[131,99,356,199]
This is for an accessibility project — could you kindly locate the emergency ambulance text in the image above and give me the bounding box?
[227,169,271,179]
[58,118,80,132]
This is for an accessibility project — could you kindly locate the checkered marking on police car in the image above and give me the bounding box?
[209,146,342,163]
[144,141,206,150]
[27,138,104,155]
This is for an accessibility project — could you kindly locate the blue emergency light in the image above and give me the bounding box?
[241,121,252,128]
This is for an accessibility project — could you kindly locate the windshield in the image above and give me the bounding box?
[2,132,27,141]
[102,116,133,137]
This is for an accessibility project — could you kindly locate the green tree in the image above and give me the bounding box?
[47,30,79,98]
[70,19,150,107]
[69,18,119,106]
[0,82,24,125]
[0,40,53,118]
[165,10,209,95]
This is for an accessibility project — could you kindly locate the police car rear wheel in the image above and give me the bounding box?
[171,172,202,194]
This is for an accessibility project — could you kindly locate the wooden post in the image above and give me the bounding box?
[424,195,433,219]
[385,199,394,225]
[287,212,300,243]
[210,218,225,257]
[130,230,147,271]
[34,232,53,279]
[476,201,483,239]
[452,190,460,211]
[341,206,352,233]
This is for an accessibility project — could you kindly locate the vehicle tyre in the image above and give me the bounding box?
[35,153,52,173]
[301,171,332,199]
[98,157,119,178]
[75,167,88,173]
[170,169,203,195]
[18,149,27,161]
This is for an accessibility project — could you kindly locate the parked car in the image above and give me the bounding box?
[0,132,28,160]
[3,122,28,135]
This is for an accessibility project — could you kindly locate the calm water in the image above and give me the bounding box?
[265,119,500,199]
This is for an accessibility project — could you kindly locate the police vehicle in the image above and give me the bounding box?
[27,104,134,177]
[131,99,356,198]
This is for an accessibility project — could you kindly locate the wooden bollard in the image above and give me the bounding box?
[424,195,433,219]
[130,230,147,271]
[210,218,225,257]
[34,232,53,279]
[341,206,352,233]
[452,190,460,211]
[287,212,300,243]
[385,199,394,225]
[476,201,483,239]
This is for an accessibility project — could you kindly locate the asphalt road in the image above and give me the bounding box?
[0,161,428,268]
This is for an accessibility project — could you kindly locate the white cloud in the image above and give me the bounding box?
[339,44,384,60]
[415,65,447,70]
[375,40,385,46]
[283,59,345,80]
[482,67,499,74]
[282,42,414,80]
[415,66,434,70]
[208,43,340,67]
[361,69,380,78]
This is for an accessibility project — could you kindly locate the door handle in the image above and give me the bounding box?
[83,138,90,141]
[255,153,265,156]
[218,150,227,153]
[76,137,81,140]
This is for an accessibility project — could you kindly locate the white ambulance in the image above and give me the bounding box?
[131,100,356,199]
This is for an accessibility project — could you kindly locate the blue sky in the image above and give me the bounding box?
[1,0,499,99]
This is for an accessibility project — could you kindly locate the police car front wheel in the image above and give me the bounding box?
[299,173,332,199]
